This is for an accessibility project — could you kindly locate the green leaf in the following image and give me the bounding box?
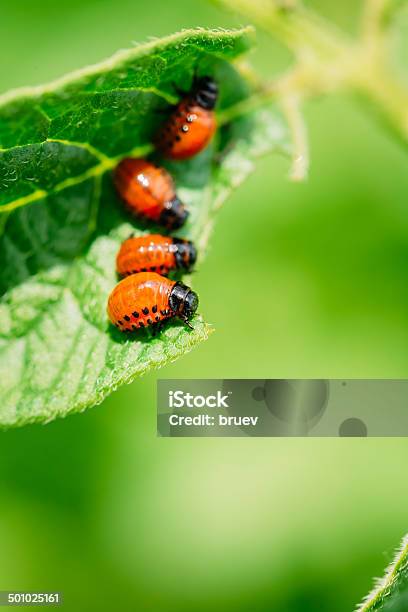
[0,27,290,428]
[357,535,408,611]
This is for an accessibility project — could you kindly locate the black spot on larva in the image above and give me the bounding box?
[175,135,181,142]
[139,322,145,328]
[132,324,138,331]
[132,269,137,274]
[118,320,123,325]
[142,307,149,315]
[124,315,130,322]
[155,315,160,322]
[152,305,157,313]
[141,268,147,272]
[132,311,139,318]
[147,318,153,325]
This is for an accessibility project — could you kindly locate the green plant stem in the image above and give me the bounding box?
[214,0,352,61]
[278,92,308,181]
[216,0,408,155]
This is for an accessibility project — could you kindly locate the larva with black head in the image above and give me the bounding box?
[155,75,218,160]
[114,158,188,230]
[116,234,197,277]
[107,272,199,331]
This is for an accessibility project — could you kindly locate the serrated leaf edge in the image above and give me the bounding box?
[356,534,408,611]
[0,27,254,107]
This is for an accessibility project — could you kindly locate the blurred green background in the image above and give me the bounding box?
[1,1,408,610]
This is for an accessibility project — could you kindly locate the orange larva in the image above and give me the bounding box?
[116,234,197,277]
[155,76,218,160]
[114,158,188,230]
[107,272,199,332]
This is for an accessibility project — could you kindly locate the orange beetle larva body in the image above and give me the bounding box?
[107,272,199,332]
[116,234,197,277]
[155,76,218,160]
[114,158,188,230]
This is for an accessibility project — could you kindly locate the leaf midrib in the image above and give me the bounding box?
[0,140,154,214]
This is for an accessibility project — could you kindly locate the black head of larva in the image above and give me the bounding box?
[172,238,197,271]
[192,76,218,110]
[159,197,189,231]
[169,281,199,327]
